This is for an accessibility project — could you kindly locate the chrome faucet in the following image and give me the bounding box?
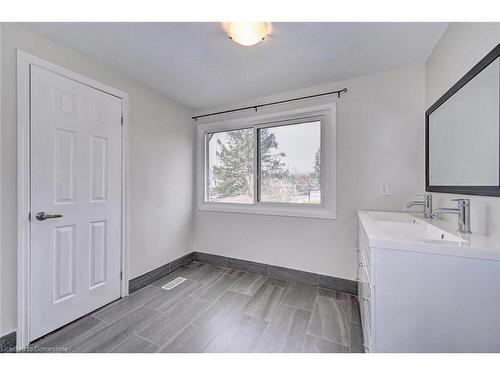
[431,198,471,233]
[407,194,433,218]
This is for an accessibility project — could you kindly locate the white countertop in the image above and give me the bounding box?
[358,210,500,261]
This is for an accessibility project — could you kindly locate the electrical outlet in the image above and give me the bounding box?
[380,183,391,195]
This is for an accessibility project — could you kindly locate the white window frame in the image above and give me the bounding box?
[197,103,336,219]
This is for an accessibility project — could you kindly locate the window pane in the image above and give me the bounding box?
[207,128,254,204]
[259,121,321,204]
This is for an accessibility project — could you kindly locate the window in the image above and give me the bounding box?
[207,128,254,204]
[198,104,336,219]
[259,121,321,204]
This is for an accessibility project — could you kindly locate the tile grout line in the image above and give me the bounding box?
[189,268,291,345]
[300,330,308,352]
[280,302,314,313]
[153,268,247,336]
[73,304,162,353]
[305,287,319,337]
[132,310,177,347]
[33,312,110,352]
[133,332,160,348]
[307,332,351,350]
[306,322,351,348]
[305,287,355,349]
[297,327,308,353]
[252,280,292,352]
[114,308,169,350]
[105,328,148,353]
[67,320,119,352]
[190,270,245,304]
[81,293,167,349]
[109,333,161,353]
[284,283,315,352]
[142,281,210,324]
[305,294,351,350]
[91,315,108,324]
[260,280,291,325]
[189,321,204,330]
[152,273,250,351]
[91,289,159,325]
[133,331,163,349]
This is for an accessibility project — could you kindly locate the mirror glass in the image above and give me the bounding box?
[428,57,500,187]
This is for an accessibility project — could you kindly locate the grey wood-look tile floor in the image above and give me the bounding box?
[29,261,364,353]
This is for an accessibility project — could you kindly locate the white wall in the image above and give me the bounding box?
[194,64,425,280]
[425,23,500,236]
[0,24,194,336]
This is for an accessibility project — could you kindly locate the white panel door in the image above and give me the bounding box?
[30,65,122,341]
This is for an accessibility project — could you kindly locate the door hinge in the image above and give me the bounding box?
[28,212,31,221]
[120,271,123,280]
[120,115,124,126]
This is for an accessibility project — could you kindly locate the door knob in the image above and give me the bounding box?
[35,211,63,221]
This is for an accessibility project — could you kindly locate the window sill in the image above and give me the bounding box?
[197,203,336,220]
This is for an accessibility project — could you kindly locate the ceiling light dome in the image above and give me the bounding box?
[223,22,271,46]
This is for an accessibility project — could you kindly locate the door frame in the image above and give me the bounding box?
[16,50,130,350]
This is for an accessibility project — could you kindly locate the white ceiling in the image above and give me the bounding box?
[23,22,447,110]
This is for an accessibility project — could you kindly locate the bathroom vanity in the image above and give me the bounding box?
[357,210,500,352]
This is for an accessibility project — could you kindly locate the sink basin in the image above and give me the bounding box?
[367,211,417,223]
[364,210,467,244]
[375,220,464,243]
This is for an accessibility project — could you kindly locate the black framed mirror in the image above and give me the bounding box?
[426,43,500,196]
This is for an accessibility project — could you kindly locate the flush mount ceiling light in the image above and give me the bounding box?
[223,22,271,46]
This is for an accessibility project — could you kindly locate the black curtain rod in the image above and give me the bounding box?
[192,88,348,121]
